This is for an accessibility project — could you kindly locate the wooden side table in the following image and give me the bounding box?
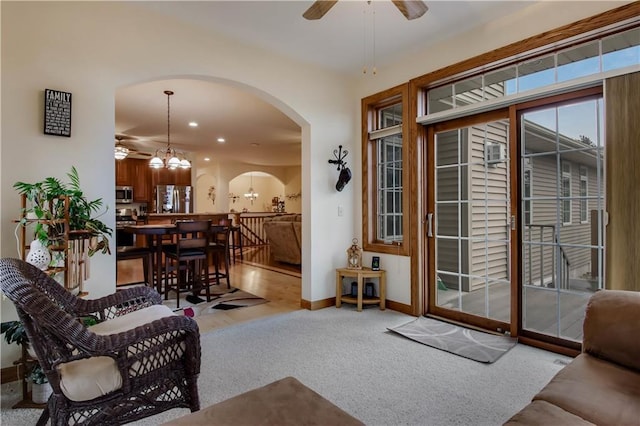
[335,267,386,312]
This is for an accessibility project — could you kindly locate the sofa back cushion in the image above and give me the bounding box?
[583,290,640,371]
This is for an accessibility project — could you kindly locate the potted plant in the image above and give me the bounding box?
[1,320,50,404]
[14,166,112,259]
[28,364,51,404]
[1,320,28,346]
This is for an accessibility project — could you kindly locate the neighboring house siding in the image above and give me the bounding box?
[469,122,510,291]
[523,154,601,286]
[436,130,469,291]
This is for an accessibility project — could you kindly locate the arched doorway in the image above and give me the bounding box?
[115,77,305,326]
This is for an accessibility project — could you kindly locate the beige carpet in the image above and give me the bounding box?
[163,285,268,318]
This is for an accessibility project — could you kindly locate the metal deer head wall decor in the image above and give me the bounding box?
[328,145,351,192]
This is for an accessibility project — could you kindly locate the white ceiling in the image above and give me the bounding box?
[116,1,536,168]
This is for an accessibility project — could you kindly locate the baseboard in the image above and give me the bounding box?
[1,365,20,384]
[385,300,413,315]
[300,297,335,310]
[300,297,411,314]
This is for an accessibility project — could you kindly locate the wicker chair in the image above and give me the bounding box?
[0,258,201,426]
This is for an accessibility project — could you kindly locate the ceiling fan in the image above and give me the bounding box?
[303,0,428,21]
[114,135,152,159]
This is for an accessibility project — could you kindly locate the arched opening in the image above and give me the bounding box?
[115,76,305,325]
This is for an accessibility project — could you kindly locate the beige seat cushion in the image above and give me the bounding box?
[58,304,175,402]
[533,353,640,425]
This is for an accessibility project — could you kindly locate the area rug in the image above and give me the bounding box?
[163,285,269,318]
[388,316,517,363]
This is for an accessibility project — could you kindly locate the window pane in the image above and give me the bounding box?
[428,84,453,114]
[379,104,402,129]
[558,99,600,147]
[454,76,483,107]
[518,54,556,92]
[376,132,403,242]
[484,66,517,98]
[557,42,600,82]
[602,27,640,71]
[522,109,557,155]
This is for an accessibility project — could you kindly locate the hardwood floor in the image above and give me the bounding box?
[116,256,302,334]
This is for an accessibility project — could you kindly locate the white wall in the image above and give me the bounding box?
[0,1,357,367]
[228,174,284,213]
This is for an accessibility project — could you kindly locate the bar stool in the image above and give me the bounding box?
[207,224,231,289]
[116,246,153,287]
[163,220,211,308]
[229,223,243,263]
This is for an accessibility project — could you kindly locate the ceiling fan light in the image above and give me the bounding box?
[114,145,129,160]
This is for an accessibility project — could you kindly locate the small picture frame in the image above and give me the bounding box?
[371,256,380,271]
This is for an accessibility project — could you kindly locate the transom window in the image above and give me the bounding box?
[426,26,639,115]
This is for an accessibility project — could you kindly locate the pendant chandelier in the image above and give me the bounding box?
[149,90,191,170]
[244,173,259,204]
[114,135,130,160]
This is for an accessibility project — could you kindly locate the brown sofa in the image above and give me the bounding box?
[505,290,640,425]
[263,214,302,265]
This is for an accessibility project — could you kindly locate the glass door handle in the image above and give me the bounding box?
[427,213,434,238]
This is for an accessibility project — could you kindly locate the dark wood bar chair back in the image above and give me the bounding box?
[208,223,231,289]
[163,220,211,308]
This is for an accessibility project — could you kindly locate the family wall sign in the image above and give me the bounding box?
[44,88,72,137]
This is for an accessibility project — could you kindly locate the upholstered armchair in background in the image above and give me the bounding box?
[0,258,201,426]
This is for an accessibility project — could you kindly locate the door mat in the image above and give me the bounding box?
[388,316,517,363]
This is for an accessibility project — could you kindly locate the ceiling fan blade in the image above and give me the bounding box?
[391,0,428,20]
[303,0,339,20]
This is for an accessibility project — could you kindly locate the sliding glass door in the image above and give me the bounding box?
[427,111,512,331]
[520,95,605,344]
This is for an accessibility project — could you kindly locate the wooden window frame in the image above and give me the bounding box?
[362,83,411,256]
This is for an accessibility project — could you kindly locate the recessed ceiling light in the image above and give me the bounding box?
[189,121,198,127]
[250,143,260,147]
[204,157,210,161]
[217,137,225,143]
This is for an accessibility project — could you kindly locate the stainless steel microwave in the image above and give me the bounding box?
[115,186,133,204]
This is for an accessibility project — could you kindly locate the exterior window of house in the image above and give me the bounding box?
[362,84,410,255]
[580,166,588,223]
[562,161,572,225]
[523,157,533,225]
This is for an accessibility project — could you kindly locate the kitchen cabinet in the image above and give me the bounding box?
[150,167,192,188]
[115,159,152,202]
[132,159,151,202]
[115,160,193,211]
[115,159,134,186]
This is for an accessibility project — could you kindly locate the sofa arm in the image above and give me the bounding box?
[583,289,640,371]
